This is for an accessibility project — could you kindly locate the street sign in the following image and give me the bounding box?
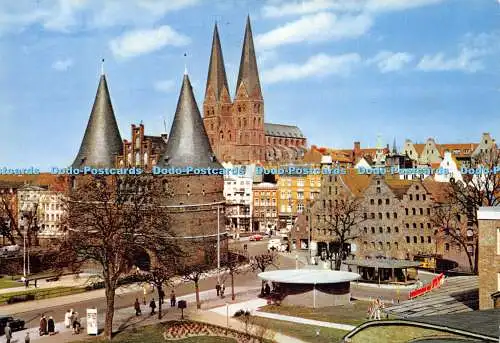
[86,308,98,335]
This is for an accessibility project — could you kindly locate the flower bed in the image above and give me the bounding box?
[163,320,269,343]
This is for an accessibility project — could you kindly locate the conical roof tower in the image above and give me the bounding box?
[235,15,262,99]
[72,65,122,168]
[205,23,230,101]
[158,72,221,169]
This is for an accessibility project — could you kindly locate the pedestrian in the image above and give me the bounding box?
[159,289,165,305]
[367,300,375,320]
[215,281,221,296]
[64,309,72,328]
[39,314,47,336]
[221,283,225,298]
[150,298,156,315]
[134,298,141,316]
[170,290,176,307]
[24,331,30,343]
[34,279,37,288]
[143,286,147,305]
[4,323,12,343]
[47,316,55,335]
[264,283,271,296]
[72,312,80,334]
[375,299,382,320]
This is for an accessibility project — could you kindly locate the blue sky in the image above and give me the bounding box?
[0,0,499,168]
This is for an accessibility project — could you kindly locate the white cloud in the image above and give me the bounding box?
[261,53,361,83]
[367,51,413,73]
[154,79,175,93]
[417,48,484,73]
[261,0,445,18]
[0,0,199,33]
[258,50,279,65]
[255,12,372,49]
[51,58,74,71]
[109,26,190,59]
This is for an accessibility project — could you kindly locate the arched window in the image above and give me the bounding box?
[220,131,224,141]
[135,152,140,166]
[253,117,256,128]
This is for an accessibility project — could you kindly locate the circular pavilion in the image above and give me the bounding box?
[345,259,421,285]
[258,269,360,308]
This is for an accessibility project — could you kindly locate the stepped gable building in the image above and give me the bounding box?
[116,123,168,171]
[157,72,227,263]
[72,71,123,168]
[203,17,306,164]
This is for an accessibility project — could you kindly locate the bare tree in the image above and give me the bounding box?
[314,195,366,270]
[54,175,175,341]
[432,148,500,274]
[180,263,210,309]
[0,190,23,245]
[250,252,277,295]
[224,250,248,301]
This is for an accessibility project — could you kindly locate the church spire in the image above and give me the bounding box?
[158,72,221,169]
[235,15,262,99]
[392,137,397,154]
[72,71,123,168]
[205,22,229,101]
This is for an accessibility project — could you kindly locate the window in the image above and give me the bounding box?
[387,227,391,233]
[379,227,383,233]
[405,223,410,228]
[427,208,431,215]
[419,208,423,215]
[445,243,450,251]
[405,208,409,215]
[427,223,431,229]
[378,242,383,250]
[387,242,391,249]
[378,199,382,205]
[371,227,375,234]
[416,194,419,201]
[386,199,390,205]
[410,194,413,201]
[370,199,375,205]
[412,208,416,215]
[427,236,431,243]
[394,212,397,219]
[371,242,375,249]
[420,223,424,229]
[376,187,381,193]
[395,227,399,233]
[371,213,375,219]
[413,236,417,243]
[364,227,368,234]
[378,213,382,219]
[395,242,399,249]
[406,236,410,243]
[423,194,426,201]
[420,236,424,243]
[386,213,390,219]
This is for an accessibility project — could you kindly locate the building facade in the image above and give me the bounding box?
[477,207,500,309]
[202,17,306,164]
[116,123,168,170]
[223,163,254,232]
[252,182,278,232]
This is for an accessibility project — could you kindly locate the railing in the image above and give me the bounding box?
[409,273,445,299]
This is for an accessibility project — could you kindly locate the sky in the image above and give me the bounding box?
[0,0,499,169]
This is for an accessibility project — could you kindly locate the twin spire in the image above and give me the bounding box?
[205,16,261,101]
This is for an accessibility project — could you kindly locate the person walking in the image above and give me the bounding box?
[64,309,72,328]
[72,312,80,334]
[4,323,12,343]
[215,281,221,296]
[24,331,30,343]
[149,298,156,315]
[170,290,176,307]
[375,299,382,320]
[39,314,47,336]
[220,283,225,298]
[134,298,141,316]
[47,316,55,335]
[143,286,147,305]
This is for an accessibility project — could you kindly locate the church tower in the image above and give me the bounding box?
[72,63,123,168]
[203,23,234,163]
[233,16,265,163]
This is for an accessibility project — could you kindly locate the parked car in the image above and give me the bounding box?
[0,316,25,335]
[249,234,263,241]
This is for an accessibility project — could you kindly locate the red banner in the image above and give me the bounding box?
[409,273,444,299]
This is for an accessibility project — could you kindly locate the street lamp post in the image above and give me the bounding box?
[217,205,221,284]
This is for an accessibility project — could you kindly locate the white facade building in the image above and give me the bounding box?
[434,151,463,183]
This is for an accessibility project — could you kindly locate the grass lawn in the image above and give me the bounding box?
[74,324,237,343]
[0,277,21,289]
[259,300,371,326]
[348,325,466,343]
[249,316,347,343]
[0,286,86,304]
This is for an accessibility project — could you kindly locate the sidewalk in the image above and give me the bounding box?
[0,273,95,295]
[7,286,270,343]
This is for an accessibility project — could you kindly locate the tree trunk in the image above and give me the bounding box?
[157,285,163,320]
[195,281,201,309]
[104,285,116,341]
[473,243,479,275]
[231,272,235,301]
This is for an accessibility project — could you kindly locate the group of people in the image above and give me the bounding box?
[63,309,81,334]
[215,281,225,298]
[134,289,177,316]
[2,324,30,343]
[367,298,385,320]
[38,314,56,336]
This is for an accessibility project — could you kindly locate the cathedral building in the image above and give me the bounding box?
[203,17,307,164]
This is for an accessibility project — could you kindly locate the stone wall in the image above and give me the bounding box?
[478,218,500,309]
